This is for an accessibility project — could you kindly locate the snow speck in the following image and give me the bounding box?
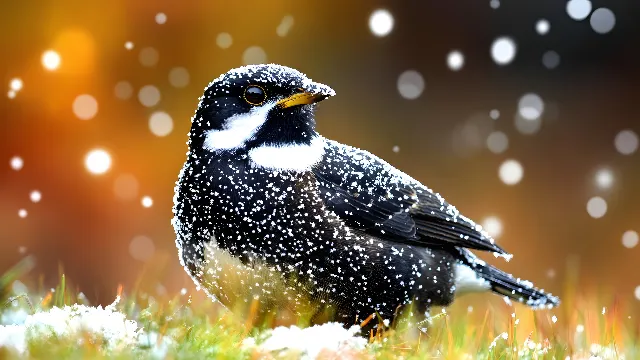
[9,78,23,92]
[397,70,424,100]
[566,0,592,21]
[30,191,42,203]
[486,131,509,154]
[72,94,98,120]
[216,33,233,49]
[594,168,613,189]
[369,9,394,37]
[168,67,190,88]
[18,209,27,219]
[622,231,639,249]
[113,173,139,201]
[42,50,61,70]
[552,315,558,323]
[490,109,500,120]
[590,8,615,34]
[276,15,294,37]
[491,37,517,65]
[10,156,24,171]
[447,50,465,71]
[139,47,159,67]
[518,93,544,120]
[149,111,174,137]
[482,216,503,239]
[138,85,161,107]
[85,149,112,175]
[124,41,134,50]
[242,46,267,65]
[114,81,133,100]
[155,12,167,25]
[180,288,187,296]
[586,196,607,218]
[129,235,155,261]
[499,159,524,185]
[576,324,585,333]
[542,51,561,69]
[536,19,550,35]
[614,130,638,155]
[141,196,153,208]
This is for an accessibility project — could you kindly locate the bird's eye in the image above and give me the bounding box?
[244,85,267,105]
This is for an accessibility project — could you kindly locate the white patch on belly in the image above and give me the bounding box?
[248,136,325,172]
[203,101,276,151]
[454,264,491,294]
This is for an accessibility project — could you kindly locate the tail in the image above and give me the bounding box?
[455,249,560,309]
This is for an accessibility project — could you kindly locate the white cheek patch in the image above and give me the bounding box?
[203,102,276,151]
[248,136,325,172]
[453,263,491,294]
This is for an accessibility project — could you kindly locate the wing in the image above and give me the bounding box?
[313,139,507,255]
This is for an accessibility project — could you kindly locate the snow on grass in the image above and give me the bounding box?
[0,296,140,355]
[244,322,368,359]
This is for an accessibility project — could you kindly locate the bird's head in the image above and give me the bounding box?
[188,64,335,155]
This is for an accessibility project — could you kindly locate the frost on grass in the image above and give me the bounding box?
[244,322,367,359]
[0,297,140,355]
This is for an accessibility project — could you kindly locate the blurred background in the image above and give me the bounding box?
[0,1,638,310]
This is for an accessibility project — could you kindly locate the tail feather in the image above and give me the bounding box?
[456,248,560,309]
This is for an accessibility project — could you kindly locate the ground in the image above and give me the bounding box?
[0,258,637,359]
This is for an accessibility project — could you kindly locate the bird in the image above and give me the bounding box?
[172,64,559,330]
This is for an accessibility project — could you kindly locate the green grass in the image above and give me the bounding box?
[1,257,638,359]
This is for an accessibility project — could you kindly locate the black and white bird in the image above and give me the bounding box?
[172,64,559,328]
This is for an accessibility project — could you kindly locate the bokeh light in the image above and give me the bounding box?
[397,70,424,100]
[41,50,61,70]
[491,37,517,65]
[514,113,542,135]
[392,145,400,153]
[635,286,640,301]
[368,9,394,37]
[129,235,155,261]
[30,190,42,203]
[113,174,139,201]
[72,94,99,120]
[566,0,592,21]
[499,159,523,185]
[149,111,174,137]
[590,8,615,34]
[489,109,500,120]
[489,0,500,9]
[168,67,190,88]
[139,47,159,67]
[7,90,16,99]
[138,85,161,107]
[18,209,27,219]
[276,15,294,37]
[141,196,153,208]
[481,216,503,239]
[594,168,614,189]
[216,33,233,49]
[536,19,550,35]
[447,50,465,71]
[486,131,509,154]
[114,81,133,100]
[155,12,167,25]
[622,231,639,249]
[124,41,134,50]
[586,196,607,218]
[542,51,561,69]
[85,149,112,175]
[614,130,639,155]
[10,156,24,171]
[9,78,23,92]
[242,46,267,65]
[518,93,544,120]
